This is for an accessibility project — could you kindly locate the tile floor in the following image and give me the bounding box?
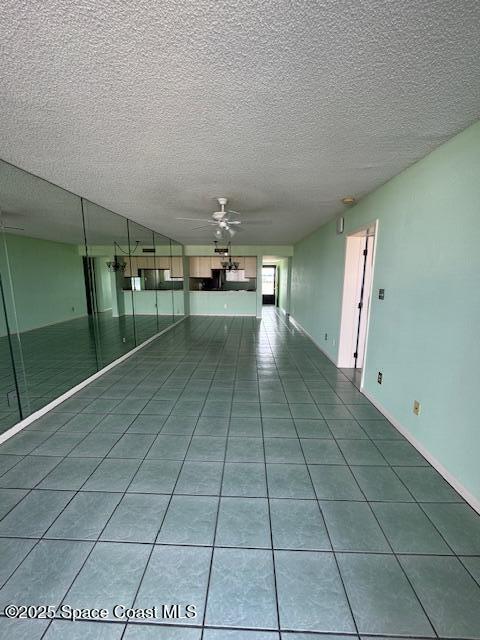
[0,309,479,639]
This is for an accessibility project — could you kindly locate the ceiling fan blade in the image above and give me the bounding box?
[176,217,211,222]
[226,209,241,216]
[191,225,214,230]
[226,220,241,225]
[242,220,271,225]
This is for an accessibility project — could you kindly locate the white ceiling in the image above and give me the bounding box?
[1,0,479,245]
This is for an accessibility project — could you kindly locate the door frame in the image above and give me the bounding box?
[262,264,277,305]
[337,220,378,389]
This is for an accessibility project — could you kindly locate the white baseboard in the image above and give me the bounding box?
[190,313,256,317]
[289,315,338,367]
[361,388,480,515]
[0,316,187,446]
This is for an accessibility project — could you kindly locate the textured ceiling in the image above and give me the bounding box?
[1,0,479,245]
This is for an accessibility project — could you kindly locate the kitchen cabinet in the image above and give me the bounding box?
[171,256,183,277]
[189,256,212,278]
[244,257,257,278]
[210,256,223,270]
[124,257,138,277]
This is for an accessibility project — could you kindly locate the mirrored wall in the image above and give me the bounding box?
[0,159,184,433]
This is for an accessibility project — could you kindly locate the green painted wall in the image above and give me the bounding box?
[277,257,291,313]
[0,234,87,334]
[190,291,257,316]
[291,120,480,503]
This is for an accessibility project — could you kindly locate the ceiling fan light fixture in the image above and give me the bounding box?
[341,196,356,205]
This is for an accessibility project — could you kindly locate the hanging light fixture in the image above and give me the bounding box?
[106,240,140,272]
[220,242,239,271]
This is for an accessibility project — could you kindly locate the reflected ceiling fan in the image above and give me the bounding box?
[176,197,270,239]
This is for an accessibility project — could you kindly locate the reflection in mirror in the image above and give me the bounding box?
[126,219,159,344]
[0,160,98,419]
[82,200,136,367]
[170,238,185,319]
[153,231,176,328]
[0,229,22,432]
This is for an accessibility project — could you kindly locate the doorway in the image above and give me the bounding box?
[262,265,277,305]
[337,223,377,387]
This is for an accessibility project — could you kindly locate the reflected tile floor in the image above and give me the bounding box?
[0,309,479,639]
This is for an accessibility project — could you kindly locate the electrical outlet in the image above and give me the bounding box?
[122,337,126,343]
[413,400,421,416]
[324,333,328,341]
[224,304,227,309]
[377,371,383,384]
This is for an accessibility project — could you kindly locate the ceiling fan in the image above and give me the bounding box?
[176,197,269,239]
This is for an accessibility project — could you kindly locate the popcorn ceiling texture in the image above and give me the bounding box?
[1,0,479,244]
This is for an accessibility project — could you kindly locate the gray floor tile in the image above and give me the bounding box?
[69,433,122,457]
[127,414,168,434]
[300,439,344,464]
[317,405,353,420]
[0,455,62,488]
[321,501,390,552]
[128,459,182,493]
[358,418,402,439]
[0,618,49,640]
[0,539,93,608]
[64,542,151,618]
[175,461,223,495]
[93,414,136,433]
[375,440,428,466]
[327,419,367,439]
[0,455,23,476]
[337,440,387,465]
[267,464,315,498]
[264,438,304,463]
[345,404,384,420]
[147,434,191,460]
[229,417,263,436]
[195,417,229,435]
[38,457,102,490]
[204,631,279,639]
[0,537,36,586]
[135,545,211,624]
[206,548,277,629]
[161,415,197,435]
[289,404,322,419]
[82,459,141,492]
[263,418,297,437]
[47,492,121,540]
[107,433,156,458]
[337,553,434,637]
[157,495,218,545]
[461,556,480,584]
[371,502,452,553]
[30,433,86,456]
[400,555,480,639]
[275,550,354,633]
[261,403,292,419]
[123,625,200,639]
[294,419,331,438]
[0,433,53,456]
[186,436,227,461]
[102,493,169,542]
[43,620,125,639]
[232,402,261,418]
[309,465,364,500]
[216,497,271,548]
[57,413,105,433]
[351,466,413,501]
[222,462,268,497]
[421,502,480,553]
[226,437,264,462]
[395,467,462,501]
[0,489,74,537]
[270,499,330,550]
[0,488,28,519]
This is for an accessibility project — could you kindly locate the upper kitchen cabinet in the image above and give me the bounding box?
[189,256,212,278]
